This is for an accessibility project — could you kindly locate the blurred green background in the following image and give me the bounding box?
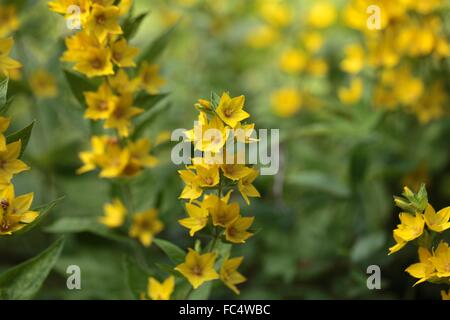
[1,0,449,299]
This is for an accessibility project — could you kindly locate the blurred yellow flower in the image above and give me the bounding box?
[429,241,450,278]
[338,78,363,105]
[111,38,139,68]
[340,44,365,74]
[178,169,202,201]
[307,1,336,29]
[129,208,164,247]
[246,25,279,49]
[48,0,91,24]
[259,1,292,28]
[279,49,306,74]
[99,198,127,228]
[29,70,58,98]
[124,138,159,176]
[104,94,143,137]
[73,47,114,78]
[0,38,21,75]
[0,184,38,235]
[0,5,19,37]
[301,32,323,54]
[138,62,166,95]
[307,58,328,77]
[442,289,450,300]
[0,117,10,152]
[145,276,175,300]
[175,249,219,289]
[210,200,240,228]
[195,164,220,188]
[271,88,301,118]
[108,69,140,95]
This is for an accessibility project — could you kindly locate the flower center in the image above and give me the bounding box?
[1,199,9,210]
[224,109,233,117]
[91,58,103,69]
[191,265,202,276]
[96,14,106,25]
[98,100,108,111]
[204,177,213,185]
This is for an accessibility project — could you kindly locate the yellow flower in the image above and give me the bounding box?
[0,116,11,152]
[62,31,102,63]
[175,249,219,289]
[210,200,240,228]
[29,70,58,98]
[220,164,252,181]
[405,247,436,286]
[429,241,450,278]
[122,138,158,176]
[441,289,450,300]
[220,257,246,295]
[216,93,249,128]
[340,44,365,74]
[424,204,450,233]
[129,208,164,247]
[178,169,202,201]
[279,49,306,74]
[84,82,118,120]
[301,32,323,54]
[225,216,254,244]
[73,47,114,78]
[0,5,19,37]
[86,4,123,42]
[338,78,363,105]
[307,58,328,77]
[195,163,220,188]
[118,0,133,16]
[234,123,257,144]
[146,276,175,300]
[0,184,38,235]
[271,88,301,118]
[99,198,127,228]
[0,38,21,75]
[104,94,143,137]
[0,141,29,182]
[238,169,260,205]
[388,233,407,255]
[179,202,209,236]
[48,0,91,24]
[307,1,336,29]
[111,38,139,68]
[246,25,279,49]
[259,2,292,28]
[77,135,112,174]
[194,116,229,153]
[389,212,424,254]
[138,62,166,95]
[108,69,140,95]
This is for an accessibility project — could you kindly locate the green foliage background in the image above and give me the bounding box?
[0,0,449,299]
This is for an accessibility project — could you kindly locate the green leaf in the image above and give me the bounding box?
[123,12,149,39]
[0,77,8,109]
[123,255,152,300]
[6,121,34,157]
[188,282,213,300]
[135,92,168,111]
[350,232,386,263]
[45,216,134,245]
[12,196,65,236]
[0,237,65,300]
[133,101,171,138]
[138,23,178,63]
[154,238,185,265]
[287,171,350,198]
[63,70,97,108]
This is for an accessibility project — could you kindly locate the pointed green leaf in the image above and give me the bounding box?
[188,282,212,300]
[63,70,97,108]
[6,121,34,157]
[154,238,185,265]
[0,237,65,300]
[123,255,153,300]
[138,23,178,63]
[123,12,149,40]
[0,77,8,109]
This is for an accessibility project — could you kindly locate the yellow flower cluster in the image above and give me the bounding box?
[0,4,19,38]
[389,185,450,299]
[343,0,449,121]
[175,92,259,294]
[49,1,165,247]
[0,40,39,235]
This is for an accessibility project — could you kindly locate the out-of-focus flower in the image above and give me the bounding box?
[246,25,279,49]
[138,62,166,95]
[338,78,363,105]
[111,38,139,68]
[238,169,260,205]
[175,249,219,289]
[307,1,336,29]
[144,276,175,300]
[0,38,21,75]
[279,49,306,74]
[220,257,246,295]
[84,82,118,120]
[341,44,365,74]
[86,4,122,42]
[0,141,29,182]
[259,1,292,28]
[271,88,301,118]
[129,208,164,247]
[29,70,58,98]
[0,5,19,37]
[99,198,127,228]
[179,202,209,236]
